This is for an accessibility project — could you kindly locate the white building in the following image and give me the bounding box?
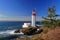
[31,10,36,27]
[22,23,31,28]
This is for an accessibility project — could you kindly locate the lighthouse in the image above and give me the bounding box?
[31,10,36,27]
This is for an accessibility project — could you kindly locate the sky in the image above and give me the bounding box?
[0,0,60,21]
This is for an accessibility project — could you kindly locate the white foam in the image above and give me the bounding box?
[0,30,24,35]
[0,30,16,34]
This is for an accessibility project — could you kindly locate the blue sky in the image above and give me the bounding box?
[0,0,60,21]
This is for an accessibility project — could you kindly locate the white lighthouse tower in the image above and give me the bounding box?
[31,10,36,27]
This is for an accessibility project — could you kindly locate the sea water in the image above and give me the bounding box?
[0,21,40,36]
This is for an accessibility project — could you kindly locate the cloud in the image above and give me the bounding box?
[0,16,43,21]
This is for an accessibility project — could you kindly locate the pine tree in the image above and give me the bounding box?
[41,5,59,28]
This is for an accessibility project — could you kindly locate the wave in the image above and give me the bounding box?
[0,30,16,34]
[0,30,24,36]
[0,30,21,37]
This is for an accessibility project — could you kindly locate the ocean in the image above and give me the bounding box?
[0,21,40,31]
[0,21,40,37]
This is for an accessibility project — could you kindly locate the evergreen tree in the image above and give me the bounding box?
[41,5,59,28]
